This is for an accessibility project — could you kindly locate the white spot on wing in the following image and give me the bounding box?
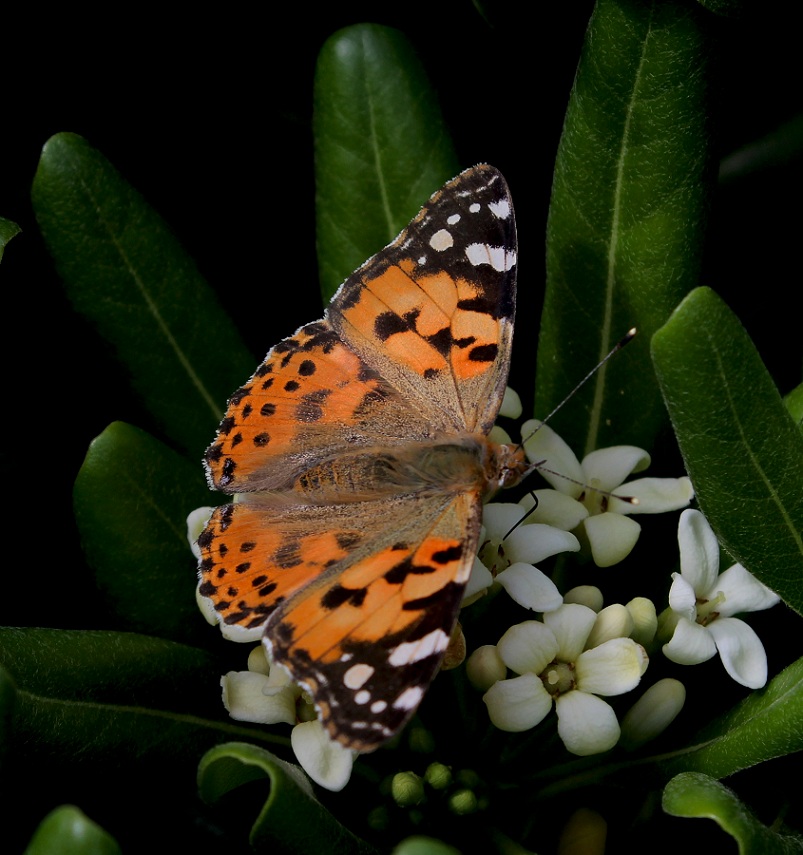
[393,686,424,711]
[465,243,517,272]
[489,198,511,219]
[370,700,387,713]
[430,229,454,251]
[388,629,450,666]
[354,690,371,705]
[447,213,461,225]
[344,663,375,689]
[469,202,481,213]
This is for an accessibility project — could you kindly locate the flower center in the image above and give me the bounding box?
[578,479,608,516]
[696,590,726,626]
[478,538,509,575]
[541,661,576,696]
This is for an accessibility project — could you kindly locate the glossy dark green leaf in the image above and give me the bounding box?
[32,133,254,458]
[660,656,803,780]
[663,773,803,853]
[73,421,216,645]
[23,805,121,855]
[0,218,21,261]
[537,0,715,455]
[0,628,283,766]
[0,665,15,767]
[198,742,375,854]
[0,627,219,711]
[392,837,463,855]
[784,382,803,428]
[652,287,803,612]
[314,24,460,300]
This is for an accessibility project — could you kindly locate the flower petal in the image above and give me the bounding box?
[488,424,513,445]
[221,671,297,726]
[462,556,494,603]
[585,604,634,649]
[543,603,597,661]
[564,585,604,612]
[713,563,781,617]
[581,446,650,491]
[518,490,589,531]
[678,508,720,595]
[483,673,553,732]
[186,506,215,559]
[668,572,698,622]
[583,512,641,567]
[611,476,694,515]
[499,386,523,419]
[505,524,581,565]
[195,582,220,626]
[481,503,529,541]
[626,597,658,647]
[575,638,647,696]
[497,621,559,675]
[521,420,584,494]
[662,616,717,665]
[496,563,563,613]
[708,617,769,689]
[291,720,355,792]
[555,691,620,755]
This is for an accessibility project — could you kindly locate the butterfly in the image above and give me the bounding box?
[197,164,527,752]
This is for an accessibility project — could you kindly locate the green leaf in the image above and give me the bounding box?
[23,805,121,855]
[392,837,463,855]
[784,382,803,428]
[651,287,803,613]
[73,421,214,644]
[198,742,375,854]
[537,0,715,455]
[0,628,281,767]
[0,665,16,767]
[660,657,803,780]
[0,627,219,712]
[32,133,254,458]
[663,773,803,853]
[314,24,460,300]
[0,218,21,261]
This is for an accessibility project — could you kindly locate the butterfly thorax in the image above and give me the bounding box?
[293,435,524,505]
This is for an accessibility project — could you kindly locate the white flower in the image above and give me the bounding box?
[482,603,648,755]
[660,509,780,689]
[476,503,580,612]
[221,645,356,791]
[520,420,694,567]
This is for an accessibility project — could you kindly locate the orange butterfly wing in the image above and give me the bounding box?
[199,164,519,751]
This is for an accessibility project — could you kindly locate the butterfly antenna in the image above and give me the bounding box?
[526,327,637,442]
[511,328,639,521]
[503,491,540,540]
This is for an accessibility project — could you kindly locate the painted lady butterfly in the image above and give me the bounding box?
[198,164,527,752]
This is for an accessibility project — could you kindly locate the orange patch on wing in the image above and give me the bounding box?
[200,504,351,625]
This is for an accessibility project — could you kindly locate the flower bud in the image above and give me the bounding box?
[620,678,686,750]
[466,645,506,691]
